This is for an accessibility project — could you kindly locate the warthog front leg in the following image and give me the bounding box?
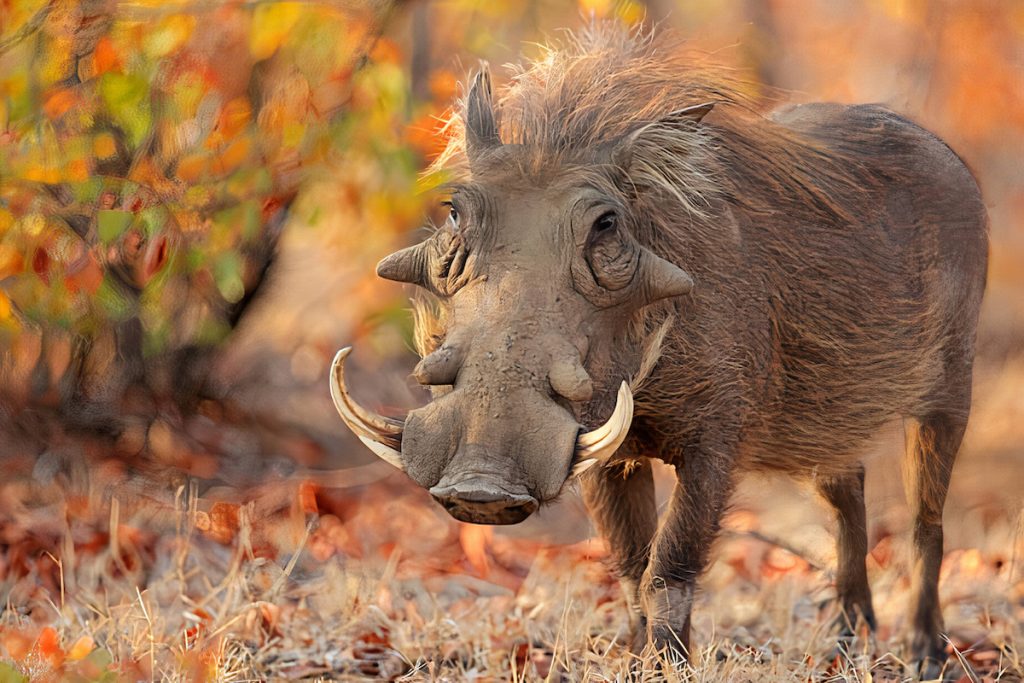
[639,447,735,661]
[580,456,658,649]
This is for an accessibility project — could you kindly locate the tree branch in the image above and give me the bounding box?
[0,1,54,57]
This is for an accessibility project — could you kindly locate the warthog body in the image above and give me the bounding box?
[332,29,987,673]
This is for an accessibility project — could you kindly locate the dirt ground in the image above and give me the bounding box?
[0,455,1021,682]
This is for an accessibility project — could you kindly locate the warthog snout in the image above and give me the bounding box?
[429,475,539,525]
[330,348,635,524]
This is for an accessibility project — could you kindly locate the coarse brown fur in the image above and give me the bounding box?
[379,25,987,676]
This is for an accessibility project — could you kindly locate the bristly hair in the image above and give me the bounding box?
[432,23,873,229]
[417,23,879,367]
[430,25,751,214]
[405,21,986,484]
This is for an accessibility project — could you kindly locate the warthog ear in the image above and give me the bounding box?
[639,247,694,304]
[465,63,502,161]
[377,243,426,286]
[611,101,715,170]
[377,232,472,297]
[664,102,715,125]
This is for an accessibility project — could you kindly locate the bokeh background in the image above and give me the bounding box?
[0,0,1022,679]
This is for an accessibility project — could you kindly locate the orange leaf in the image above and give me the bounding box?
[299,481,318,516]
[183,607,212,643]
[0,244,24,279]
[2,629,34,661]
[36,626,64,666]
[215,136,251,174]
[93,133,118,159]
[405,111,449,161]
[218,98,252,140]
[66,635,94,661]
[37,626,59,653]
[24,164,60,184]
[65,251,103,295]
[66,158,90,182]
[93,37,121,75]
[370,37,402,65]
[459,524,492,576]
[42,89,77,119]
[0,290,11,321]
[175,153,208,182]
[428,70,458,103]
[208,502,240,543]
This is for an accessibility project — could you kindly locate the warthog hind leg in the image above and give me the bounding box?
[903,409,967,679]
[816,464,877,638]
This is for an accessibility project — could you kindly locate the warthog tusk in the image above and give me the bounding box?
[572,381,633,476]
[570,458,599,477]
[330,347,405,471]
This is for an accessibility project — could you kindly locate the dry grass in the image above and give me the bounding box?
[0,461,1021,683]
[0,353,1021,682]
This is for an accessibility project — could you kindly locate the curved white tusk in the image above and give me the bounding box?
[570,458,598,477]
[572,381,633,476]
[330,347,405,471]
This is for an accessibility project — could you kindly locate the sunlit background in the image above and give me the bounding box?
[0,0,1021,679]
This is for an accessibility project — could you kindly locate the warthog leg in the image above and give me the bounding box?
[816,464,877,638]
[904,408,967,679]
[639,444,736,662]
[580,454,658,650]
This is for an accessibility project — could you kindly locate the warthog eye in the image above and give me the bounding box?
[593,211,617,233]
[442,201,459,227]
[585,210,637,293]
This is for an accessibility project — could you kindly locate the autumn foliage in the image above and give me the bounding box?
[1,0,1023,680]
[0,0,441,425]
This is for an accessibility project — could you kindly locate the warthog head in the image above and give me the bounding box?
[332,66,706,524]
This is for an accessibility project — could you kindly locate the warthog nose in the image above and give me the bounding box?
[429,480,539,525]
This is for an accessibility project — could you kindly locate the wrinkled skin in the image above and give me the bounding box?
[389,168,692,524]
[334,31,988,679]
[400,183,594,521]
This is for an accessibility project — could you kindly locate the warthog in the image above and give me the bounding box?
[330,28,987,674]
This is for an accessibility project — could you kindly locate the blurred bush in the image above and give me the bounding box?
[0,1,437,448]
[1,0,1021,477]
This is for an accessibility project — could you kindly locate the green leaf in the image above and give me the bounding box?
[306,205,321,227]
[139,206,168,237]
[97,209,133,243]
[84,647,114,673]
[213,252,245,303]
[185,247,205,271]
[195,317,231,346]
[96,275,134,320]
[0,662,28,683]
[212,201,259,241]
[99,73,152,148]
[240,200,260,240]
[72,177,104,203]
